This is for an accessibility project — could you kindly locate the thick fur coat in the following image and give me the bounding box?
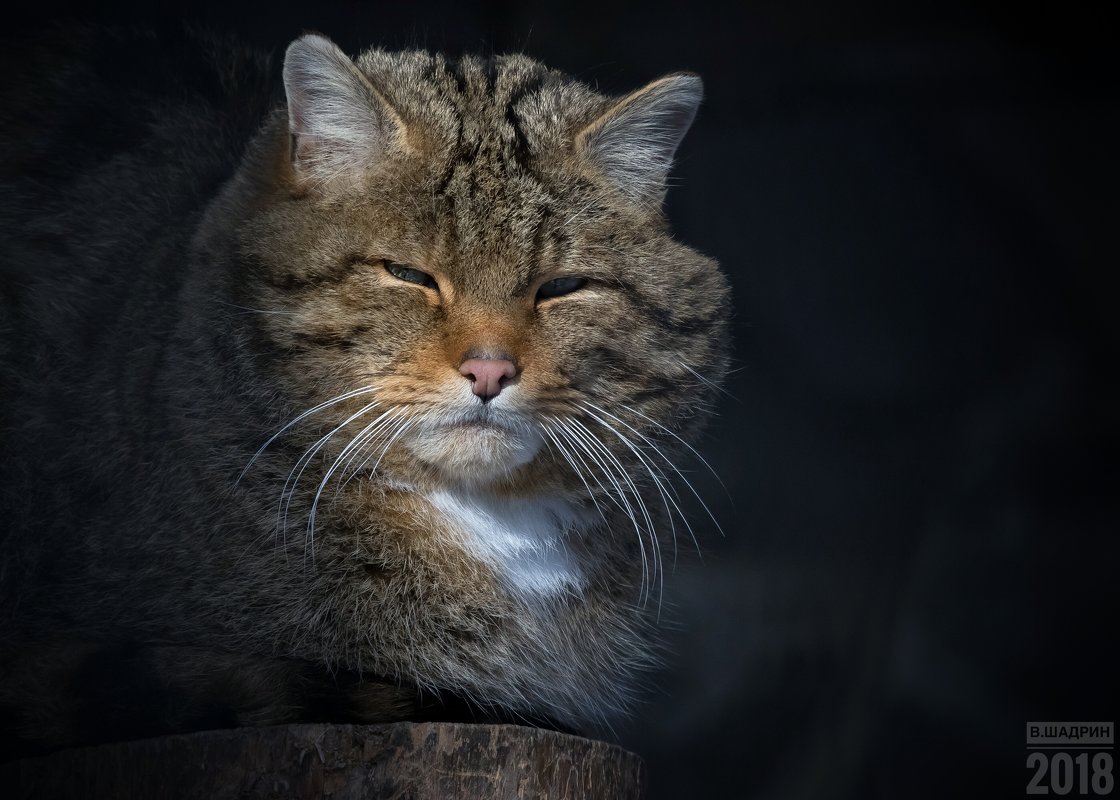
[0,27,729,754]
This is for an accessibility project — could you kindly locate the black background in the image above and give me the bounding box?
[9,2,1118,797]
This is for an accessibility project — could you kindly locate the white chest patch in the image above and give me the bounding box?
[426,488,589,598]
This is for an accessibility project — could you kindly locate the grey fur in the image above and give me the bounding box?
[0,28,730,752]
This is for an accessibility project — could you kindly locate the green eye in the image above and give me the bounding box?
[385,261,437,290]
[536,276,587,301]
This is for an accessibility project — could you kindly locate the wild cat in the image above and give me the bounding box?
[0,27,729,753]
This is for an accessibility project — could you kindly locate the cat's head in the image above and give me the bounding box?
[229,34,729,490]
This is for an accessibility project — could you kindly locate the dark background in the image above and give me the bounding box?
[10,2,1118,797]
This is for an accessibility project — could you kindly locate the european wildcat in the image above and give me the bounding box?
[0,27,729,754]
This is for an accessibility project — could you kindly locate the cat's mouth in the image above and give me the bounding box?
[403,408,543,484]
[440,417,511,432]
[432,405,524,432]
[443,416,501,430]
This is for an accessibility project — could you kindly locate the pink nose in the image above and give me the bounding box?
[459,358,518,401]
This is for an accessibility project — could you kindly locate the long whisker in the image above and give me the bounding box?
[564,417,662,608]
[581,401,726,540]
[579,409,686,550]
[595,400,726,491]
[552,418,651,599]
[238,384,381,484]
[278,399,382,555]
[539,419,608,522]
[339,408,418,490]
[307,405,402,557]
[214,300,296,317]
[334,407,408,493]
[680,361,738,402]
[575,406,696,564]
[367,412,422,475]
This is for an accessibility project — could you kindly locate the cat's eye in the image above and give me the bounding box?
[384,261,438,290]
[536,276,587,302]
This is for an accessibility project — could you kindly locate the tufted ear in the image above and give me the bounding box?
[282,33,406,184]
[576,73,703,207]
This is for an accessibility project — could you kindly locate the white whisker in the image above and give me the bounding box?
[552,418,649,590]
[576,405,697,565]
[563,416,662,609]
[680,361,737,401]
[539,419,608,522]
[581,400,725,540]
[600,400,726,491]
[215,300,296,317]
[237,384,381,485]
[278,399,382,557]
[307,405,403,556]
[368,413,421,475]
[334,406,408,492]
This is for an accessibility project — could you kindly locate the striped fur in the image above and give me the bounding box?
[0,28,730,752]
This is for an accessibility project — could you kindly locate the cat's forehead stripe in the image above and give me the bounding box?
[358,49,571,169]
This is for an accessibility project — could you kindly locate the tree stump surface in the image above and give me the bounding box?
[6,722,645,799]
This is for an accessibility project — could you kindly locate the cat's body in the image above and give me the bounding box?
[0,27,729,754]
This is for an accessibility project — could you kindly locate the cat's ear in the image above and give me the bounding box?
[576,73,703,207]
[282,33,407,185]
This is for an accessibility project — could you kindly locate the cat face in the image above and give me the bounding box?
[234,36,729,493]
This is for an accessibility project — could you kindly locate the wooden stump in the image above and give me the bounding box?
[5,722,645,799]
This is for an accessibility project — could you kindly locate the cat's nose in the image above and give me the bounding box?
[459,357,518,402]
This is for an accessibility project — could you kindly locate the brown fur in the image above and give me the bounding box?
[0,28,729,754]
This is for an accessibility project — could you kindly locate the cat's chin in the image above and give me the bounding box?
[403,422,543,486]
